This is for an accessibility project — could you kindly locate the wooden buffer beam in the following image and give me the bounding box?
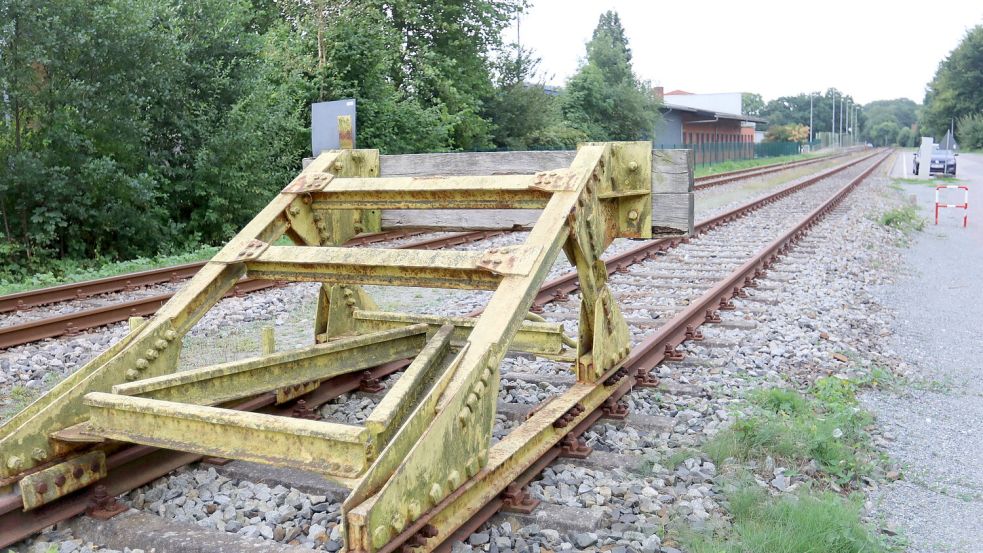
[0,143,693,552]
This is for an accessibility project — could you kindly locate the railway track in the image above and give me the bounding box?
[692,150,848,190]
[0,230,504,349]
[0,150,851,350]
[0,148,887,550]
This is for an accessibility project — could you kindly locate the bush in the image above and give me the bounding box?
[957,112,983,150]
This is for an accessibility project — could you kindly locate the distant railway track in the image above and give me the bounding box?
[0,150,849,350]
[0,148,886,550]
[692,150,848,190]
[0,230,505,349]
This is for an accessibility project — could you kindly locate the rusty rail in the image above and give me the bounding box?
[0,231,501,349]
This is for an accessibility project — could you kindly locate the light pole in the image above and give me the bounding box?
[809,93,814,144]
[832,93,836,148]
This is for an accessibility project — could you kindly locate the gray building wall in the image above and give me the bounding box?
[653,111,683,146]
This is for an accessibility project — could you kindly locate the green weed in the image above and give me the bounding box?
[704,387,874,485]
[879,206,925,232]
[683,477,888,553]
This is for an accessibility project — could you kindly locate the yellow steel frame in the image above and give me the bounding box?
[0,142,691,553]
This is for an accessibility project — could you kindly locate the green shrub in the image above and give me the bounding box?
[879,206,925,232]
[957,112,983,150]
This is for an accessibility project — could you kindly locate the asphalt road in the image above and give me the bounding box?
[869,151,983,552]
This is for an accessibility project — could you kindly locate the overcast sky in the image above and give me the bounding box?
[506,0,983,105]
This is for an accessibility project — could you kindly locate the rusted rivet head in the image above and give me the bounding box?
[288,206,301,216]
[73,466,85,479]
[144,349,158,360]
[628,209,639,221]
[125,369,141,381]
[164,330,178,341]
[135,358,149,370]
[6,456,24,470]
[54,474,66,487]
[91,462,101,473]
[154,339,168,351]
[332,161,344,171]
[628,161,639,171]
[35,482,48,495]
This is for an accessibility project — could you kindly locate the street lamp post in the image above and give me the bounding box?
[809,93,814,144]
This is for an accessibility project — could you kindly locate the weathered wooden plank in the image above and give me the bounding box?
[652,192,694,237]
[651,149,693,194]
[381,150,576,177]
[379,148,692,193]
[379,209,541,231]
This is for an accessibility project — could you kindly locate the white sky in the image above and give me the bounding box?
[506,0,983,105]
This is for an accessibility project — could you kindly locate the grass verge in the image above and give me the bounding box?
[703,379,879,487]
[694,153,823,178]
[0,245,221,296]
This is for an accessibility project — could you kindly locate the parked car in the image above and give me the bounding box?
[913,148,957,176]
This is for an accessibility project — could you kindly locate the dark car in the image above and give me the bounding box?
[913,148,957,176]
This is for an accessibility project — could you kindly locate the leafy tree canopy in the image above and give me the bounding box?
[923,25,983,136]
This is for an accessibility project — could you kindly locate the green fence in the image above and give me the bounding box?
[653,141,802,167]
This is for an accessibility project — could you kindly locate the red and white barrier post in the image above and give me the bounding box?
[935,185,969,227]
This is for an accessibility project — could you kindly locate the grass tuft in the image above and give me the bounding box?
[684,477,888,553]
[704,386,874,485]
[879,206,924,232]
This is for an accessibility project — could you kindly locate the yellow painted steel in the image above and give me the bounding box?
[0,141,692,543]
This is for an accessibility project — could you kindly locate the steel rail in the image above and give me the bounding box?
[0,231,501,349]
[0,150,885,549]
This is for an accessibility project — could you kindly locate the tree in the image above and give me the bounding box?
[864,98,919,131]
[956,113,983,150]
[742,93,765,116]
[561,10,661,141]
[764,124,809,143]
[485,44,570,150]
[760,89,863,137]
[896,127,913,148]
[869,121,901,146]
[923,25,983,136]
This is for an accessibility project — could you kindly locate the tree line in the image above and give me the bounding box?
[0,1,660,277]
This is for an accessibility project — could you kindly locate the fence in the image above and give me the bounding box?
[652,141,802,167]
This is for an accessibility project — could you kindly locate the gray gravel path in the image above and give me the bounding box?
[863,154,983,553]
